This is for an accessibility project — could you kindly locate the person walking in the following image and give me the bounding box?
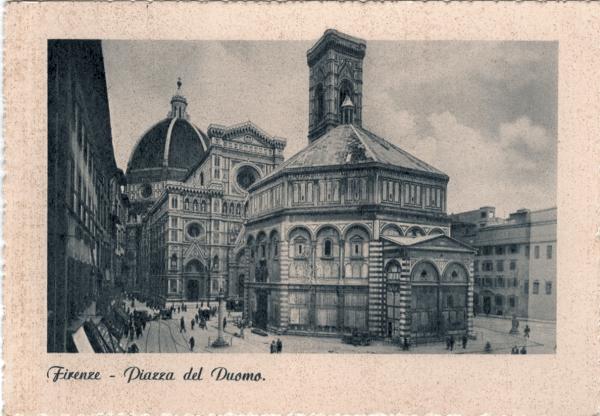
[223,317,227,330]
[403,338,410,351]
[191,319,195,330]
[449,335,455,351]
[524,324,531,338]
[276,338,282,353]
[520,346,527,354]
[445,336,450,350]
[189,336,195,352]
[270,340,276,354]
[462,334,468,349]
[180,316,186,333]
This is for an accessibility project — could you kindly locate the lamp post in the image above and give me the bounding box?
[211,287,229,348]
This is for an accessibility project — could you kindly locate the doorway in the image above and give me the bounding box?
[255,290,269,330]
[187,279,200,301]
[483,296,492,315]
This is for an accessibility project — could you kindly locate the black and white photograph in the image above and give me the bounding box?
[47,30,557,354]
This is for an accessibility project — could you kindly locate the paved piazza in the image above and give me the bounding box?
[123,300,555,354]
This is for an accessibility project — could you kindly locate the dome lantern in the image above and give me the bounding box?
[168,77,189,120]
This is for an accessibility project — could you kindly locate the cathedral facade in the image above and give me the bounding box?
[125,82,286,303]
[242,30,475,341]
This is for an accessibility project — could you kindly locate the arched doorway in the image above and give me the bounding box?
[185,259,207,300]
[187,279,200,301]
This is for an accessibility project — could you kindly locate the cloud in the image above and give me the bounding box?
[382,111,555,217]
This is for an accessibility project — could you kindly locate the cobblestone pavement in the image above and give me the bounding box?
[124,301,556,354]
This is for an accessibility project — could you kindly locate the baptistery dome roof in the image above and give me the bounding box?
[126,79,209,183]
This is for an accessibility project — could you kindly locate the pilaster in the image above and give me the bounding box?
[368,241,384,336]
[467,260,475,338]
[278,241,290,331]
[397,259,412,339]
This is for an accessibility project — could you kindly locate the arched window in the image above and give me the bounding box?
[223,203,228,214]
[230,202,235,215]
[294,237,307,258]
[192,199,199,212]
[315,84,325,123]
[324,239,333,257]
[260,244,266,259]
[171,197,178,209]
[339,79,354,121]
[212,255,219,271]
[170,254,177,270]
[201,200,207,212]
[350,236,363,258]
[237,204,242,216]
[184,198,190,211]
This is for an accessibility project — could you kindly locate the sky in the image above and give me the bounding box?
[102,39,557,218]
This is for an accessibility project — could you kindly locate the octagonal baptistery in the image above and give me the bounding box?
[126,84,209,215]
[242,29,475,342]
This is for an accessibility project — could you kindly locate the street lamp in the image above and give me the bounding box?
[211,287,229,348]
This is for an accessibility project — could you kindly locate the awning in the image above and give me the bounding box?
[72,325,95,353]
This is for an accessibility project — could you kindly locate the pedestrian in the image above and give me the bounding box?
[445,336,450,350]
[524,324,531,338]
[191,319,195,330]
[142,320,146,331]
[403,338,410,351]
[277,338,282,353]
[520,346,527,354]
[223,317,227,330]
[462,334,468,349]
[270,341,276,354]
[180,316,186,333]
[449,335,455,351]
[189,336,195,351]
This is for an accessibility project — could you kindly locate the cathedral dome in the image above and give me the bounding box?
[126,79,209,183]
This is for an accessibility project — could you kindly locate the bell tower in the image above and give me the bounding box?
[307,29,367,142]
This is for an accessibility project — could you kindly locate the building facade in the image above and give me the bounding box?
[125,84,286,304]
[242,30,475,342]
[47,40,127,352]
[451,206,557,321]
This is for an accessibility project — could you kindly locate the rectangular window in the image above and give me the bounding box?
[383,181,388,201]
[495,246,505,255]
[482,246,492,256]
[171,217,177,227]
[510,260,516,270]
[533,280,539,294]
[473,260,479,272]
[534,245,540,259]
[293,183,299,203]
[482,261,493,272]
[497,277,505,287]
[388,181,394,201]
[513,277,518,287]
[524,280,529,294]
[171,230,177,242]
[545,281,552,295]
[496,260,504,272]
[510,244,519,254]
[509,297,516,308]
[546,245,553,259]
